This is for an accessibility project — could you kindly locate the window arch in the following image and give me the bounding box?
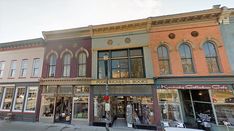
[78,52,87,77]
[179,43,195,73]
[49,54,57,77]
[157,45,171,75]
[63,53,71,77]
[203,41,220,73]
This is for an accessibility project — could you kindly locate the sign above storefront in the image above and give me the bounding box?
[92,78,154,85]
[156,84,230,90]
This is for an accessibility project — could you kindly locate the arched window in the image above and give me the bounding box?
[179,43,195,73]
[157,45,170,75]
[49,54,57,77]
[203,42,220,73]
[63,53,71,77]
[78,52,87,77]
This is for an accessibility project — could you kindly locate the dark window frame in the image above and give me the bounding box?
[179,43,195,74]
[157,45,171,75]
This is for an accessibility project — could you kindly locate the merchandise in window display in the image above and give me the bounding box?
[126,102,133,127]
[54,97,72,122]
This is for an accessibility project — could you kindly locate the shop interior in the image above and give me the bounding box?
[54,96,72,123]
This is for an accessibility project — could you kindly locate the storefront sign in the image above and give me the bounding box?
[92,78,154,85]
[157,84,229,89]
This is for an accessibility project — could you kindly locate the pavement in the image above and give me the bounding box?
[0,120,153,131]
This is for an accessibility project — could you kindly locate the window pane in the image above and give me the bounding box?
[206,58,219,73]
[79,52,86,64]
[181,58,194,73]
[0,62,5,77]
[20,60,28,77]
[63,65,70,77]
[158,46,169,59]
[130,49,142,56]
[191,90,210,102]
[64,54,71,65]
[98,60,106,79]
[112,59,128,68]
[73,96,88,119]
[179,44,192,58]
[41,97,55,117]
[0,87,3,104]
[112,69,121,78]
[13,87,26,111]
[2,88,14,110]
[25,87,38,112]
[159,60,170,75]
[98,51,109,59]
[111,50,127,58]
[130,58,144,78]
[49,54,56,77]
[120,69,129,78]
[79,64,86,76]
[10,60,17,77]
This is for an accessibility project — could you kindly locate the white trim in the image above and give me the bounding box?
[0,84,15,87]
[0,87,14,111]
[40,96,55,118]
[12,86,25,112]
[24,86,38,113]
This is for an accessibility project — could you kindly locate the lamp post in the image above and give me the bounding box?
[103,53,110,130]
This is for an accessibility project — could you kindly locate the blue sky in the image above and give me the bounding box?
[0,0,234,43]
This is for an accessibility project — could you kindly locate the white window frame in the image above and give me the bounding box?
[12,87,26,112]
[24,86,38,113]
[20,59,28,77]
[78,52,87,77]
[40,96,56,118]
[0,61,5,78]
[0,87,14,111]
[32,58,40,77]
[9,60,17,77]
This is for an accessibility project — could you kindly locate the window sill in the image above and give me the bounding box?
[8,77,15,79]
[30,76,39,78]
[19,77,26,79]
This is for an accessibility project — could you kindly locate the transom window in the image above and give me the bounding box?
[63,53,71,77]
[98,48,145,79]
[157,45,170,75]
[49,54,57,77]
[78,52,87,77]
[179,43,195,74]
[203,42,220,73]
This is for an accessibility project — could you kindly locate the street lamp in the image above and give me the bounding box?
[103,53,110,130]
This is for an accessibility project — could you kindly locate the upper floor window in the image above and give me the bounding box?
[203,42,220,73]
[78,52,87,77]
[63,53,71,77]
[9,60,17,77]
[20,59,28,77]
[157,45,170,75]
[179,43,195,74]
[0,61,5,78]
[98,48,144,79]
[32,58,40,77]
[49,54,57,77]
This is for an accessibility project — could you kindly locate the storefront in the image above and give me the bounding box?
[39,78,90,125]
[90,78,158,129]
[155,76,234,129]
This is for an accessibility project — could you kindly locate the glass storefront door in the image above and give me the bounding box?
[54,96,72,123]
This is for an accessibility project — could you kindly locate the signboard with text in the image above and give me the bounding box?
[156,84,229,90]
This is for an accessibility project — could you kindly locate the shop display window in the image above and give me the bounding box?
[0,87,3,104]
[24,87,38,112]
[13,87,26,111]
[157,89,182,122]
[212,89,234,125]
[41,97,55,117]
[1,87,14,110]
[73,96,88,119]
[94,96,106,122]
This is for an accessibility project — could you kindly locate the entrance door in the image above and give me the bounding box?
[117,96,126,118]
[54,96,72,123]
[180,90,215,128]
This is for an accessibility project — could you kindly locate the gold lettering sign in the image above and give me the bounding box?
[92,78,153,85]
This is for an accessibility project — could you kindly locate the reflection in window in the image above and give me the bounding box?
[78,52,87,77]
[63,53,71,77]
[49,54,57,77]
[203,42,220,73]
[73,96,88,119]
[20,59,28,77]
[157,89,182,122]
[41,97,55,117]
[13,87,25,111]
[24,87,38,112]
[179,43,194,73]
[32,58,40,77]
[157,45,170,75]
[212,89,234,125]
[0,61,5,78]
[1,87,14,110]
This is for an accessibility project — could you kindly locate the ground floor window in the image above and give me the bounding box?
[13,87,26,111]
[40,97,55,117]
[1,87,14,110]
[73,96,88,119]
[211,89,234,125]
[24,87,38,112]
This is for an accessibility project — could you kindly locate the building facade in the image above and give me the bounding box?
[39,27,92,125]
[149,7,234,128]
[0,38,45,121]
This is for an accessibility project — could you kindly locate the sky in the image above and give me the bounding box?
[0,0,234,43]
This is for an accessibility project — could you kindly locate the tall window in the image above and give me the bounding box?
[9,60,17,77]
[157,45,170,75]
[0,61,5,78]
[13,87,26,111]
[24,87,38,112]
[98,48,144,79]
[203,42,220,73]
[63,53,71,77]
[1,87,14,110]
[179,43,195,73]
[32,58,40,77]
[20,59,28,77]
[49,54,57,77]
[78,52,87,77]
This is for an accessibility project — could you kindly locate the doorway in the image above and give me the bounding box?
[180,90,215,128]
[54,96,72,123]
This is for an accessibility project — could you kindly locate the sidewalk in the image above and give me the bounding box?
[0,120,152,131]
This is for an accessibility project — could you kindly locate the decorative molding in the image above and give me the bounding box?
[75,47,89,58]
[199,37,223,49]
[176,39,195,51]
[60,48,74,59]
[156,41,173,52]
[46,50,59,60]
[40,78,92,86]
